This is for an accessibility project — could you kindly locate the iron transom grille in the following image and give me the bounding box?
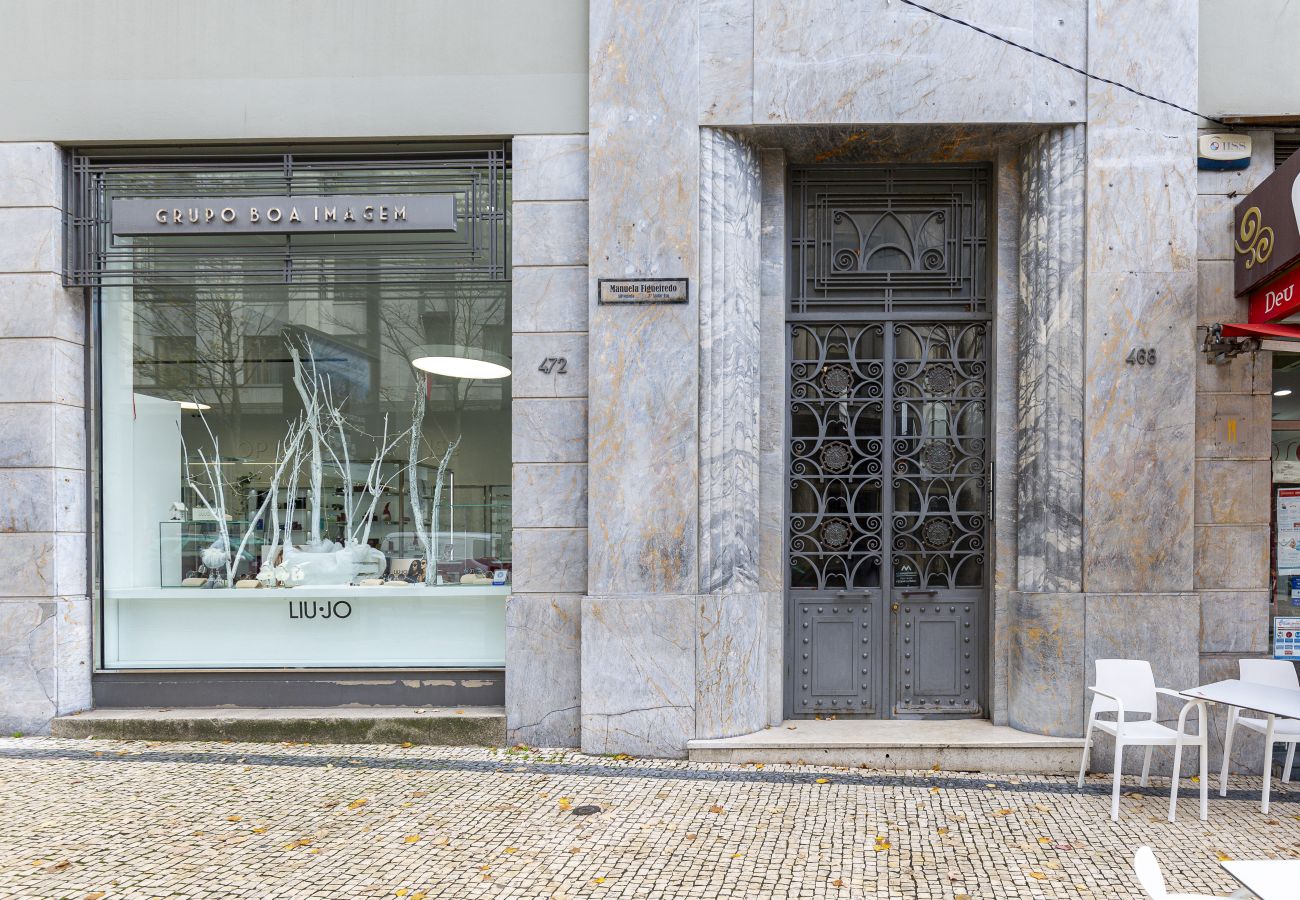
[789,165,988,315]
[64,144,509,287]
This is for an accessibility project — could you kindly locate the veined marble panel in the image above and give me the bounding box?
[753,0,1085,125]
[1195,459,1269,526]
[1196,194,1234,262]
[588,0,700,596]
[1193,525,1269,592]
[581,594,696,758]
[700,0,754,125]
[0,469,54,532]
[991,147,1019,725]
[758,149,785,596]
[513,135,589,202]
[0,143,62,209]
[512,528,587,595]
[512,464,587,530]
[1082,272,1197,592]
[0,339,83,406]
[0,207,60,274]
[0,275,85,343]
[54,596,91,715]
[1195,392,1270,460]
[1016,126,1084,593]
[699,129,761,594]
[1196,346,1265,395]
[1008,592,1084,737]
[511,332,588,399]
[505,593,581,747]
[513,267,589,334]
[512,398,587,463]
[1199,591,1269,654]
[696,592,767,738]
[512,202,589,267]
[0,600,57,734]
[0,533,56,596]
[53,403,85,471]
[1196,259,1237,325]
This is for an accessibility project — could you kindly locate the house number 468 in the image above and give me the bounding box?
[1126,347,1157,366]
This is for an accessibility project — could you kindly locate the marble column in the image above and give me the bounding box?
[582,0,702,757]
[0,143,91,735]
[506,134,591,748]
[1006,126,1087,737]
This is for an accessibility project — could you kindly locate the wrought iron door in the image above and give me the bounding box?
[785,166,989,719]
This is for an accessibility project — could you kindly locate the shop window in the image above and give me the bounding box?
[85,147,511,669]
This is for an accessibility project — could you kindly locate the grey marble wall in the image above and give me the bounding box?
[1193,128,1273,777]
[1081,0,1197,593]
[507,134,590,748]
[759,149,786,725]
[0,143,91,735]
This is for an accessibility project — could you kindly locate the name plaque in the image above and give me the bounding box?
[598,278,689,304]
[110,194,456,236]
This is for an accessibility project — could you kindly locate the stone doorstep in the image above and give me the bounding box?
[49,706,506,747]
[686,719,1086,775]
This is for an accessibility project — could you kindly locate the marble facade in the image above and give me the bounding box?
[0,3,1277,770]
[0,142,91,735]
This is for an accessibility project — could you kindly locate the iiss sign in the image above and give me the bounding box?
[110,194,457,236]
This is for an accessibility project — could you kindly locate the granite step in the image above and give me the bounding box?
[50,706,506,746]
[687,719,1085,774]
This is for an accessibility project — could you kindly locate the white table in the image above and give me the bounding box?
[1222,859,1300,899]
[1181,679,1300,813]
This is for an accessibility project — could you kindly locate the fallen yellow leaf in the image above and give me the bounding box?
[730,852,743,859]
[401,742,413,749]
[308,848,321,855]
[395,890,410,898]
[403,835,420,844]
[226,815,242,823]
[1216,851,1232,862]
[348,798,369,810]
[411,893,427,900]
[1028,872,1047,880]
[84,893,106,900]
[930,787,941,794]
[504,847,518,854]
[592,877,605,884]
[994,808,1012,816]
[557,798,572,811]
[251,827,267,834]
[815,778,830,784]
[832,879,844,888]
[936,827,949,835]
[709,804,726,814]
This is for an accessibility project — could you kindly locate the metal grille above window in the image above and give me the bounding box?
[64,144,509,287]
[789,166,989,316]
[1276,134,1300,168]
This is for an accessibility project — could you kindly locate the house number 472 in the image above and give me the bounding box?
[538,357,568,375]
[1126,347,1157,366]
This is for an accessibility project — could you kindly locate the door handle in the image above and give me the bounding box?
[900,590,938,598]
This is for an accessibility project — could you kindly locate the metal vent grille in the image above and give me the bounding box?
[64,144,509,287]
[1276,134,1300,168]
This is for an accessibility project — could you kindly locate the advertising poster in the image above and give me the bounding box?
[1275,616,1300,659]
[1277,489,1300,570]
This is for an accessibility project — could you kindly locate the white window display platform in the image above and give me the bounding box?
[102,586,507,669]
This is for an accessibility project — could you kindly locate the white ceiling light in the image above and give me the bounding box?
[1276,389,1293,397]
[410,344,511,380]
[178,400,212,410]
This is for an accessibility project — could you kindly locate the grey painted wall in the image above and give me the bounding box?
[1200,0,1300,117]
[0,0,587,142]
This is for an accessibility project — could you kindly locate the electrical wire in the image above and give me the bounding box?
[895,0,1227,127]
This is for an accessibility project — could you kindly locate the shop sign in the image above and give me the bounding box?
[110,194,456,236]
[598,278,689,304]
[1248,262,1300,322]
[1233,147,1300,296]
[1198,133,1251,171]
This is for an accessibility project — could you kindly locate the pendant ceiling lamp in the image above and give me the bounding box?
[410,344,511,380]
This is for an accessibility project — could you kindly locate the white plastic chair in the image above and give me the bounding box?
[1218,658,1300,814]
[1077,659,1208,822]
[1133,847,1241,899]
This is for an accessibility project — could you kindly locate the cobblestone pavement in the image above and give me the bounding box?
[1,738,1298,899]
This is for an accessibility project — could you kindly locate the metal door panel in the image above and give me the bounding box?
[786,164,990,720]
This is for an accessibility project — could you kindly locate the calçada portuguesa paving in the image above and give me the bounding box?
[1,738,1298,899]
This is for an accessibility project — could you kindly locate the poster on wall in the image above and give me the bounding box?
[1277,488,1300,569]
[1275,616,1300,659]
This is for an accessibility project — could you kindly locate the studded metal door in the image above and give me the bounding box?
[785,165,989,719]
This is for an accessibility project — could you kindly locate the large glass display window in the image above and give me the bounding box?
[85,148,511,668]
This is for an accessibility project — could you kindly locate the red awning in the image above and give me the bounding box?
[1220,322,1300,341]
